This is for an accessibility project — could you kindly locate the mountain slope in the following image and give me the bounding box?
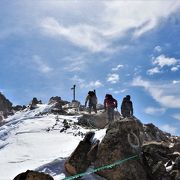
[0,104,105,180]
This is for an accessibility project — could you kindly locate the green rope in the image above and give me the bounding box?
[62,154,139,180]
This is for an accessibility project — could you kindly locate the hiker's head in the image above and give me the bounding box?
[126,95,131,100]
[105,94,113,99]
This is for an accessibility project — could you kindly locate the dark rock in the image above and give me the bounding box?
[0,92,13,118]
[48,96,69,114]
[142,142,172,179]
[78,112,108,129]
[142,142,171,164]
[170,170,180,180]
[13,105,23,111]
[60,119,70,132]
[84,131,95,142]
[168,152,180,161]
[87,140,99,162]
[29,97,42,110]
[144,123,171,143]
[13,170,54,180]
[172,156,180,171]
[64,132,94,175]
[94,118,147,180]
[151,161,167,179]
[174,142,180,153]
[48,96,69,106]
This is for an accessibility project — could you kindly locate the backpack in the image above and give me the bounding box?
[105,94,117,108]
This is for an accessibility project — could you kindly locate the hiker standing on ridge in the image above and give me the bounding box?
[85,90,97,114]
[121,95,133,118]
[104,94,118,122]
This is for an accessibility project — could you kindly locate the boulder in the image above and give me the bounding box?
[174,142,180,153]
[94,118,147,180]
[142,142,172,179]
[13,170,54,180]
[48,96,69,114]
[143,123,171,143]
[78,112,108,129]
[172,156,180,171]
[29,97,42,110]
[64,132,95,175]
[48,96,69,106]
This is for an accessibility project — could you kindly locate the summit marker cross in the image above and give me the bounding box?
[71,85,76,101]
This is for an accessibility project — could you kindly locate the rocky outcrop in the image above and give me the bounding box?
[143,123,171,143]
[78,112,108,129]
[29,97,42,110]
[12,105,26,112]
[142,142,180,179]
[48,96,68,115]
[63,112,180,180]
[94,118,147,180]
[65,131,96,175]
[13,170,54,180]
[0,92,13,118]
[48,96,69,106]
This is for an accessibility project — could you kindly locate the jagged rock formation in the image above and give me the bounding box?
[0,92,13,118]
[12,105,26,112]
[142,141,180,179]
[65,131,95,175]
[94,118,147,180]
[29,97,42,110]
[65,116,180,180]
[48,96,68,114]
[13,170,54,180]
[143,123,171,143]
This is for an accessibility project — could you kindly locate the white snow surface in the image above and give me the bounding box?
[0,104,106,180]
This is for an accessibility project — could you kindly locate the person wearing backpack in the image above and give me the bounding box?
[85,91,97,114]
[104,94,118,122]
[121,95,133,118]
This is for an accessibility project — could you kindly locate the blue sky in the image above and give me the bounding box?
[0,1,180,135]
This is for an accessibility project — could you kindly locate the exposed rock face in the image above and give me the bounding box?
[12,105,26,112]
[143,123,171,143]
[78,112,108,129]
[142,142,172,179]
[65,131,95,175]
[48,96,68,114]
[0,92,13,118]
[94,118,147,180]
[13,170,54,180]
[29,97,42,110]
[174,142,180,153]
[48,96,69,106]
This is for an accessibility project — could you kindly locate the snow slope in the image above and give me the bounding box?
[0,104,106,180]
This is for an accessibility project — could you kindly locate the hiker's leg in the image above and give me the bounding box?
[107,108,111,122]
[93,105,97,113]
[89,105,92,114]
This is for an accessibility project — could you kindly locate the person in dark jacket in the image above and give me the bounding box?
[121,95,133,118]
[104,94,118,122]
[85,91,97,114]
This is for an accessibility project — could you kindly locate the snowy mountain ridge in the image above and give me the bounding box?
[0,104,106,180]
